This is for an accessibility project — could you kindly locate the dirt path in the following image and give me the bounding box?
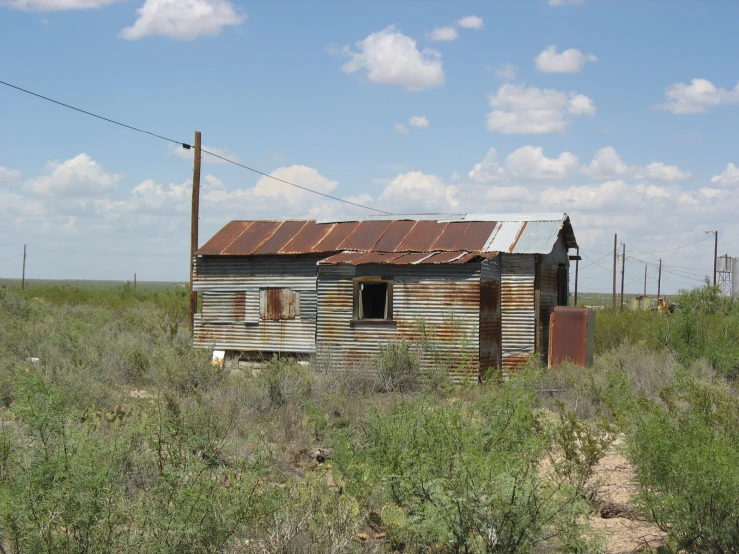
[588,437,665,554]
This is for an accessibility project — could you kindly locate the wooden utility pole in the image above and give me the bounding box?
[643,265,647,297]
[574,246,580,306]
[612,233,617,310]
[134,273,137,291]
[713,230,718,287]
[657,259,662,299]
[21,243,26,290]
[189,131,202,333]
[620,243,626,311]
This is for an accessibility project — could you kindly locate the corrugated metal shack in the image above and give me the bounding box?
[193,213,578,380]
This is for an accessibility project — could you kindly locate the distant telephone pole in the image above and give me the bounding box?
[620,243,626,311]
[612,233,617,310]
[21,244,27,290]
[643,265,647,297]
[189,130,202,333]
[657,258,662,299]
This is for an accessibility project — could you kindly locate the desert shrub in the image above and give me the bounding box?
[626,372,739,552]
[594,309,662,354]
[260,355,315,408]
[373,340,421,394]
[333,375,602,553]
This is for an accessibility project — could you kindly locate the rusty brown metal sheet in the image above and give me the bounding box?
[433,222,472,250]
[314,221,360,251]
[396,220,448,251]
[260,288,299,320]
[460,221,498,251]
[222,221,281,255]
[548,306,591,367]
[509,221,528,252]
[280,221,334,254]
[197,221,252,255]
[254,220,310,254]
[373,220,417,251]
[319,251,369,265]
[338,220,393,251]
[421,251,469,264]
[388,252,435,264]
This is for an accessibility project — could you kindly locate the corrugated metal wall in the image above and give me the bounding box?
[192,255,321,353]
[539,235,570,365]
[316,263,482,381]
[479,258,501,377]
[500,254,536,373]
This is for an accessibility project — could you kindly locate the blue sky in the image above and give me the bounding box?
[1,0,738,294]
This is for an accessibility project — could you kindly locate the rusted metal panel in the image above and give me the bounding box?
[316,263,482,382]
[197,221,252,255]
[314,222,360,251]
[539,263,559,365]
[395,220,448,251]
[485,221,524,253]
[374,220,418,251]
[338,220,393,251]
[479,258,501,377]
[254,220,310,255]
[200,289,259,322]
[548,306,595,368]
[222,221,281,255]
[500,254,536,374]
[260,288,300,320]
[280,222,335,254]
[319,250,484,266]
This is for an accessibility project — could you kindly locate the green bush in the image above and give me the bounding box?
[373,340,421,394]
[626,373,739,552]
[334,375,602,553]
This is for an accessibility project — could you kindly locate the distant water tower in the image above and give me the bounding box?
[718,255,738,296]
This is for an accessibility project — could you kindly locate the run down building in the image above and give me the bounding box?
[193,214,578,380]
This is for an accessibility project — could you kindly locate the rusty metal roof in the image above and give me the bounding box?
[196,214,577,262]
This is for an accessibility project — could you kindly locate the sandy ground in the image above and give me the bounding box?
[588,437,666,554]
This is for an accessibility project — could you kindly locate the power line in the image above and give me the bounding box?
[0,254,23,263]
[0,79,391,215]
[629,236,711,254]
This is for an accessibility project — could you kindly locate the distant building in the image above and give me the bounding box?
[193,213,578,380]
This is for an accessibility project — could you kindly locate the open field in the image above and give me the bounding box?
[1,283,737,553]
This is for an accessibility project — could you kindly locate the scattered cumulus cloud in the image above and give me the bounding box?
[580,147,691,181]
[409,116,430,128]
[456,15,483,29]
[535,45,597,73]
[505,146,578,180]
[25,153,121,197]
[711,163,739,187]
[339,26,445,91]
[427,26,458,42]
[495,63,517,80]
[252,165,338,202]
[0,165,21,182]
[0,0,123,10]
[393,123,409,134]
[119,0,244,41]
[486,83,596,134]
[378,171,458,212]
[467,148,504,183]
[655,78,739,114]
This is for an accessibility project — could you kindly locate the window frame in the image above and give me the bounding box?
[352,277,394,322]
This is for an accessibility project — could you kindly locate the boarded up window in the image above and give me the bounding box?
[260,288,300,320]
[353,278,393,320]
[201,289,259,322]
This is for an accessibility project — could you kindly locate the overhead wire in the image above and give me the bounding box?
[0,79,391,215]
[0,254,23,263]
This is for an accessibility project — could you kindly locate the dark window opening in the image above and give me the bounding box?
[354,279,393,321]
[557,264,568,306]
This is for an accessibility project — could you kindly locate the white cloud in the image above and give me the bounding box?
[119,0,244,41]
[535,45,596,73]
[252,165,338,202]
[711,163,739,187]
[0,165,21,182]
[378,171,458,212]
[548,0,585,5]
[340,26,445,91]
[394,123,409,134]
[409,116,429,128]
[655,78,739,114]
[0,0,122,10]
[457,15,483,29]
[635,184,671,198]
[167,143,240,164]
[467,148,504,183]
[25,153,121,197]
[540,180,633,211]
[505,146,578,180]
[486,83,596,134]
[495,63,517,80]
[581,147,691,181]
[427,26,458,42]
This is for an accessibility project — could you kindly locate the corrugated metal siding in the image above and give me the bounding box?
[193,255,319,353]
[316,264,482,381]
[500,254,536,374]
[479,259,501,378]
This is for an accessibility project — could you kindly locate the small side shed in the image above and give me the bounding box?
[193,213,578,380]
